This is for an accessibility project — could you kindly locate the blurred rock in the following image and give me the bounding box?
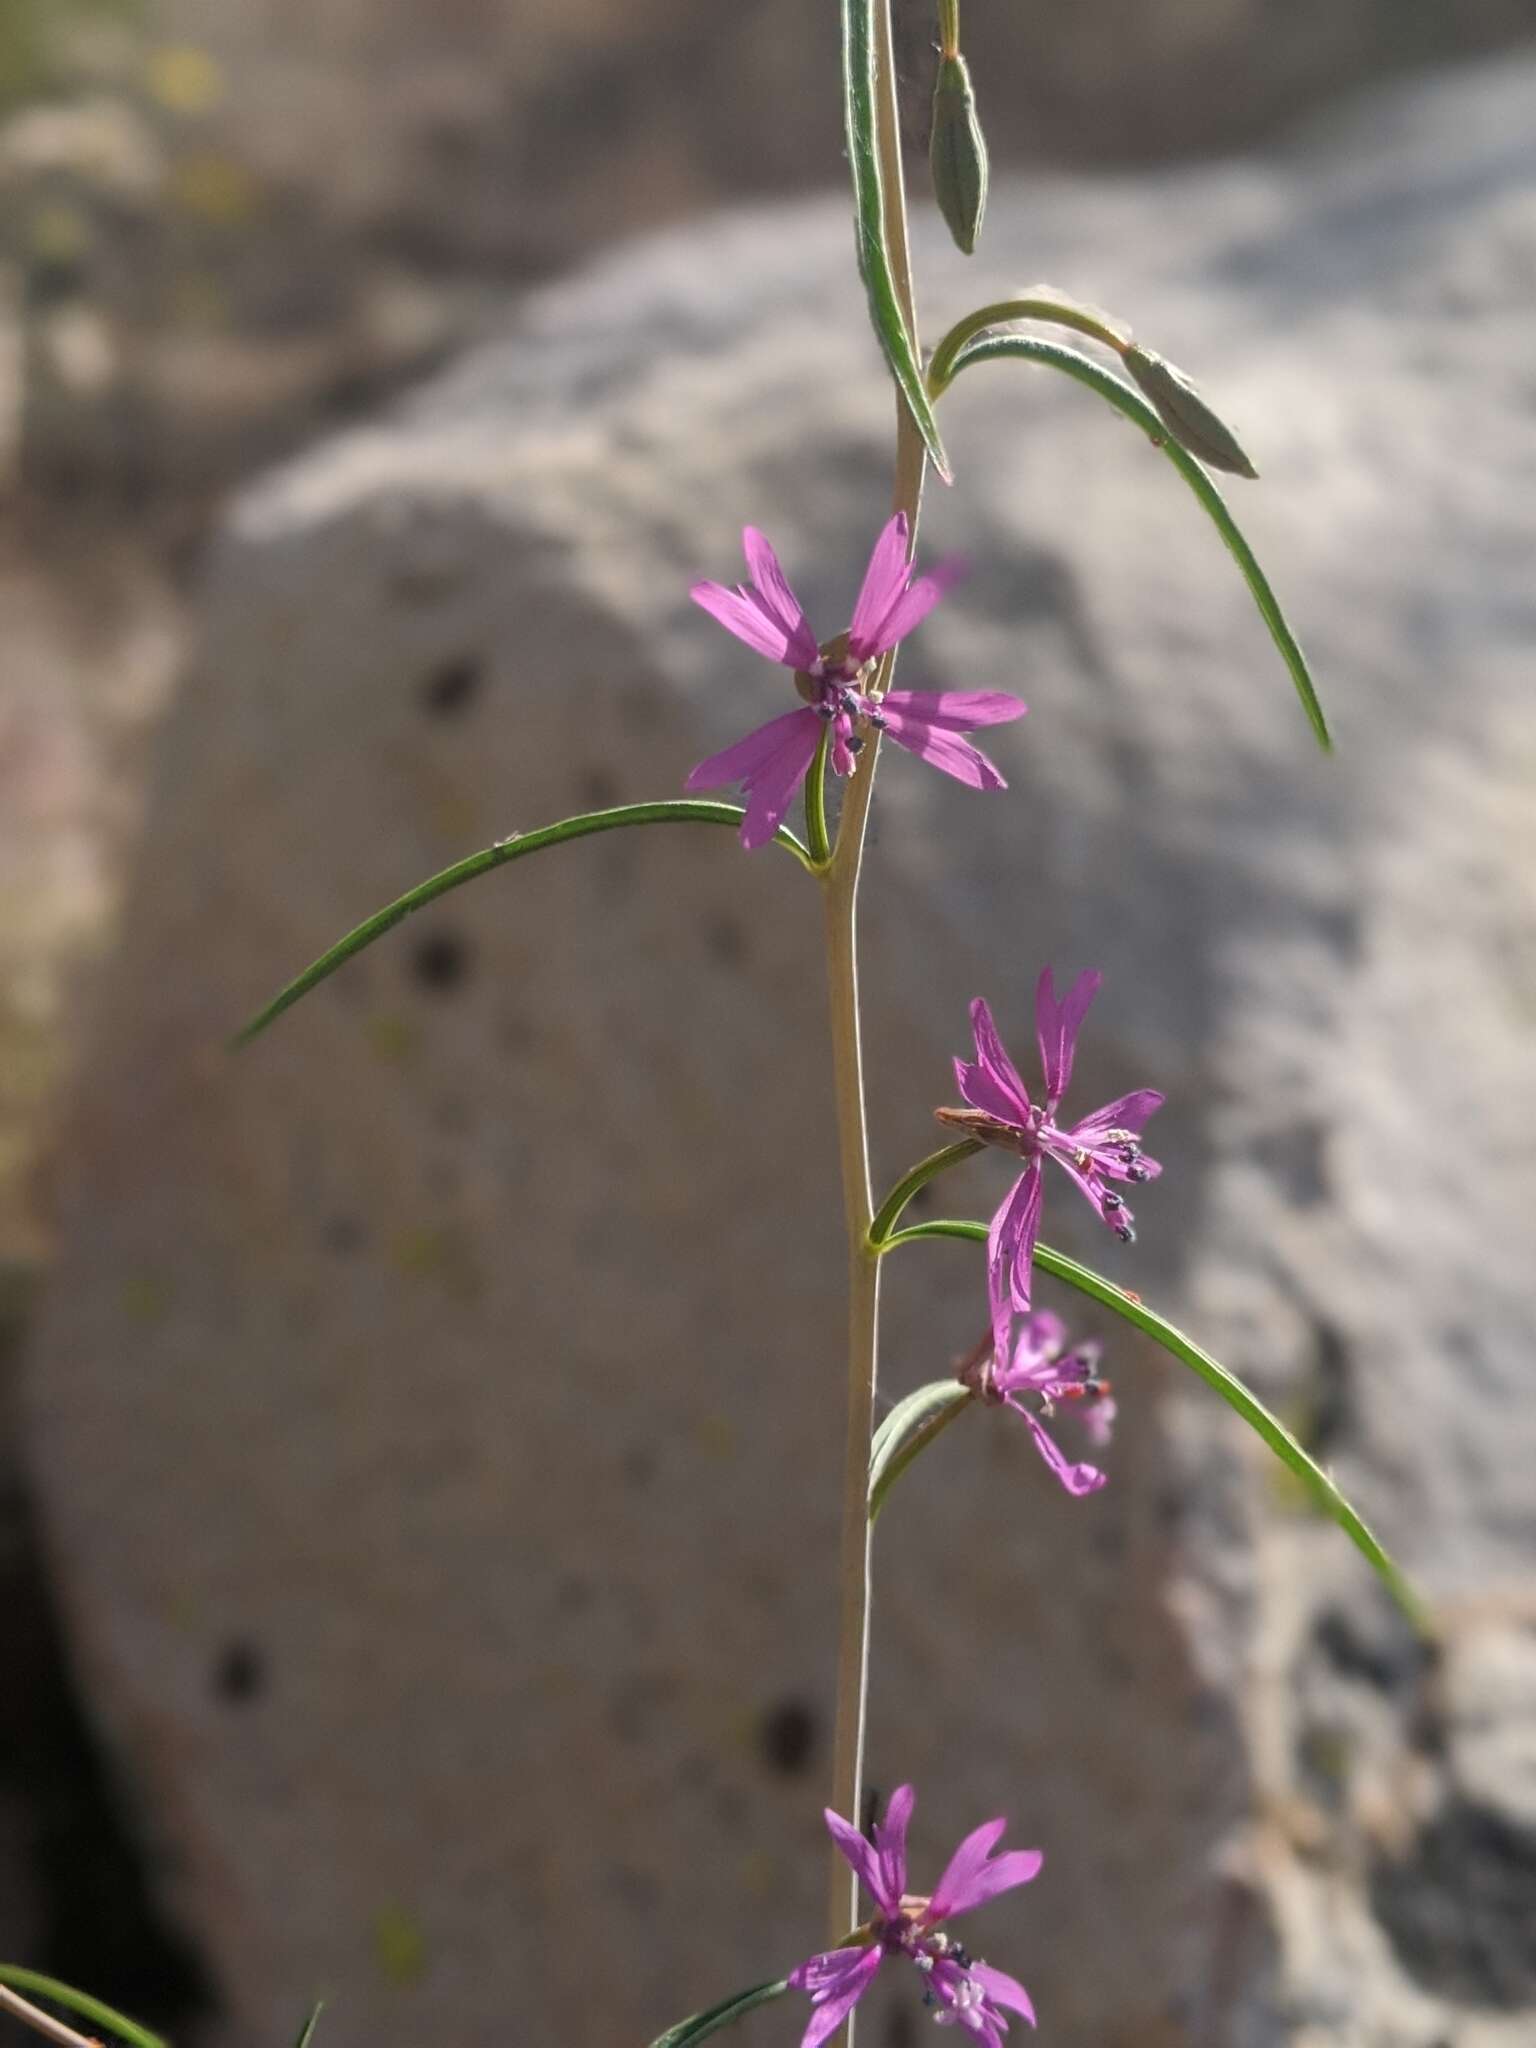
[23,51,1536,2048]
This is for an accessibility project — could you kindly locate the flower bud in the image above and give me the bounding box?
[929,54,989,257]
[1123,343,1258,479]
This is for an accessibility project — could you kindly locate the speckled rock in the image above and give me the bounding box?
[24,54,1536,2048]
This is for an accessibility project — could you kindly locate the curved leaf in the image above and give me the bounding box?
[648,1977,792,2047]
[293,2006,324,2048]
[234,800,812,1046]
[931,333,1329,750]
[876,1220,1423,1625]
[0,1968,166,2048]
[867,1138,982,1249]
[869,1377,973,1521]
[842,0,950,479]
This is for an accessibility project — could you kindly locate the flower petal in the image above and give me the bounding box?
[877,705,1009,791]
[972,1963,1037,2027]
[685,707,822,850]
[873,1783,915,1910]
[691,578,806,666]
[790,1945,883,2048]
[823,1805,883,1902]
[1034,967,1102,1106]
[1006,1396,1108,1498]
[929,1821,1044,1922]
[741,527,821,670]
[855,555,967,656]
[879,689,1026,731]
[987,1164,1043,1316]
[1068,1089,1165,1144]
[969,999,1032,1118]
[847,513,912,659]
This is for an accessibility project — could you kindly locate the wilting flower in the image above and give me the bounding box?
[687,515,1026,848]
[963,1310,1116,1498]
[937,970,1163,1325]
[790,1785,1040,2046]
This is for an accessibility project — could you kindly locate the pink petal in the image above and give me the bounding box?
[879,689,1026,731]
[988,1165,1043,1318]
[1068,1089,1165,1143]
[1007,1397,1108,1498]
[690,578,804,667]
[969,999,1033,1118]
[853,555,965,656]
[685,707,822,850]
[847,513,911,658]
[878,708,1008,791]
[1035,967,1102,1105]
[873,1783,915,1910]
[972,1963,1037,2027]
[955,1057,1028,1126]
[823,1805,883,1902]
[929,1823,1043,1922]
[741,527,821,670]
[790,1946,883,2048]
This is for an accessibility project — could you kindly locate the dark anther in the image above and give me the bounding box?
[1127,1162,1151,1184]
[867,708,888,730]
[847,735,866,755]
[814,700,836,720]
[1115,1223,1136,1244]
[1102,1190,1123,1211]
[950,1944,972,1969]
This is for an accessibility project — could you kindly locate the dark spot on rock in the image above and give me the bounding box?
[622,1445,656,1491]
[410,930,472,993]
[580,765,621,808]
[759,1698,817,1777]
[420,656,482,718]
[322,1216,365,1257]
[213,1641,265,1705]
[1314,1601,1432,1696]
[1249,1119,1330,1208]
[705,911,748,967]
[1156,1486,1185,1527]
[1299,1317,1351,1458]
[1372,1801,1536,2007]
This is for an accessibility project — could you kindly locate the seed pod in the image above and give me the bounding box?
[1123,343,1259,479]
[929,53,989,257]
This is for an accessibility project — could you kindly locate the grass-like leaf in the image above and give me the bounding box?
[869,1377,973,1521]
[931,333,1329,750]
[233,800,812,1046]
[878,1220,1423,1625]
[648,1977,792,2047]
[842,0,951,479]
[0,1967,167,2048]
[292,2005,324,2048]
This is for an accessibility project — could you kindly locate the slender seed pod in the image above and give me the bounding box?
[1123,343,1259,479]
[929,53,989,256]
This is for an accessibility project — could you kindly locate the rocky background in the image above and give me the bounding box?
[4,4,1536,2047]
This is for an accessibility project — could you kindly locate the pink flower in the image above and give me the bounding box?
[965,1310,1117,1498]
[791,1786,1041,2047]
[686,515,1026,848]
[937,970,1163,1326]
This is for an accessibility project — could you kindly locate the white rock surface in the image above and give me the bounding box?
[24,54,1536,2048]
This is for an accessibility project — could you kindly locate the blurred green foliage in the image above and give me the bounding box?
[0,0,141,109]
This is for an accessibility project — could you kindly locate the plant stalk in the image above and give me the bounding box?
[822,0,928,2005]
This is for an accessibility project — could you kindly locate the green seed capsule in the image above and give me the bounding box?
[929,53,989,257]
[1123,344,1259,479]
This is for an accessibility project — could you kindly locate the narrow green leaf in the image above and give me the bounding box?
[0,1967,167,2048]
[867,1138,982,1249]
[932,333,1330,750]
[293,2004,324,2048]
[648,1977,792,2047]
[233,800,812,1047]
[869,1378,973,1521]
[842,0,951,479]
[927,292,1132,392]
[877,1221,1424,1625]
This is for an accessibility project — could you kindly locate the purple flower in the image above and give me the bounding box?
[965,1310,1117,1498]
[790,1786,1040,2047]
[936,970,1164,1326]
[686,515,1026,848]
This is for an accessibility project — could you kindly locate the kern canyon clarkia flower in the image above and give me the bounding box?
[790,1785,1041,2046]
[686,515,1026,848]
[965,1309,1116,1498]
[937,970,1163,1328]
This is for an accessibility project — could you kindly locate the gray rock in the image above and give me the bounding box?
[24,52,1536,2048]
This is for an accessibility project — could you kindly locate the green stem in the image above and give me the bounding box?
[927,295,1130,393]
[866,1138,982,1248]
[824,0,928,1992]
[806,721,833,868]
[234,798,813,1046]
[0,1970,165,2048]
[937,0,960,59]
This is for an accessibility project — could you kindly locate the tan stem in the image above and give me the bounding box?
[0,1986,102,2048]
[822,0,929,2027]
